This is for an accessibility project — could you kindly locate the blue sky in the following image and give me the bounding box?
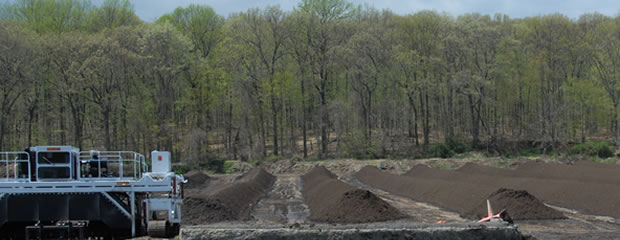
[121,0,619,21]
[3,0,619,21]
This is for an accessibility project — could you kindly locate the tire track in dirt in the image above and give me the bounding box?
[518,205,620,240]
[343,176,465,224]
[250,174,310,224]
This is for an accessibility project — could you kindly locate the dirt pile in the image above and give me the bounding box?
[456,162,517,177]
[355,166,488,217]
[183,167,276,224]
[452,162,620,218]
[355,166,566,221]
[301,166,404,223]
[184,170,210,188]
[465,188,564,220]
[365,162,620,219]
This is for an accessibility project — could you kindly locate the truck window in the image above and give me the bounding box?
[37,152,70,164]
[37,151,71,179]
[38,167,70,179]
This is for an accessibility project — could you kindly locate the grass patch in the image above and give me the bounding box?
[223,161,234,173]
[489,159,512,168]
[591,157,618,164]
[569,140,615,158]
[172,164,198,174]
[428,160,458,169]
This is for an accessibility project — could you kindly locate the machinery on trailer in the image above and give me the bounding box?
[0,146,184,239]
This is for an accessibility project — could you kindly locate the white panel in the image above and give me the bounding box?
[151,151,171,173]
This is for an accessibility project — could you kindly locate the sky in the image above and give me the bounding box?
[120,0,620,22]
[1,0,618,21]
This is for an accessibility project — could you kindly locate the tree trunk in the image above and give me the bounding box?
[320,84,328,158]
[59,97,66,145]
[366,85,373,143]
[469,95,480,147]
[103,106,111,150]
[419,91,430,148]
[408,93,419,146]
[227,101,233,159]
[259,101,267,157]
[613,102,619,143]
[446,85,454,138]
[301,75,308,158]
[0,114,5,150]
[271,95,278,156]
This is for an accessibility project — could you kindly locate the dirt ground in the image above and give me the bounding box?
[152,157,620,240]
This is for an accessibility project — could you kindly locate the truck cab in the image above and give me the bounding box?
[0,146,182,239]
[30,146,78,181]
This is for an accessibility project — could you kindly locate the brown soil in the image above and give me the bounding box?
[378,161,620,219]
[465,188,564,220]
[454,162,620,218]
[184,170,210,188]
[300,166,405,223]
[183,167,276,224]
[354,166,564,221]
[514,161,620,185]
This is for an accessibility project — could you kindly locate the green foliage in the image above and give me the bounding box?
[172,164,195,174]
[223,161,234,173]
[341,131,378,159]
[445,137,469,154]
[519,147,542,157]
[158,4,223,58]
[85,0,140,32]
[298,0,356,22]
[569,140,615,158]
[425,137,469,158]
[4,2,620,164]
[428,144,455,159]
[1,0,91,33]
[0,0,139,33]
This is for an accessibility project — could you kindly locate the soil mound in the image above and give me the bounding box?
[466,188,564,220]
[355,166,491,217]
[358,163,620,219]
[403,164,434,177]
[183,167,276,225]
[184,170,210,188]
[301,166,404,223]
[456,163,517,177]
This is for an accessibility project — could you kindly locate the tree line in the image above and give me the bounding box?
[1,0,619,165]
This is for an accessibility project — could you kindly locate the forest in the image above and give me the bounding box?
[1,0,619,166]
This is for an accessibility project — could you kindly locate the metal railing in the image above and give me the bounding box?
[78,151,147,181]
[0,151,147,182]
[0,152,30,181]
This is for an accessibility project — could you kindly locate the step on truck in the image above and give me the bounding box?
[0,146,185,239]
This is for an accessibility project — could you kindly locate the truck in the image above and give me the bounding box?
[0,146,184,239]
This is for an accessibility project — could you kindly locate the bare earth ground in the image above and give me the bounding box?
[138,156,620,240]
[250,174,310,224]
